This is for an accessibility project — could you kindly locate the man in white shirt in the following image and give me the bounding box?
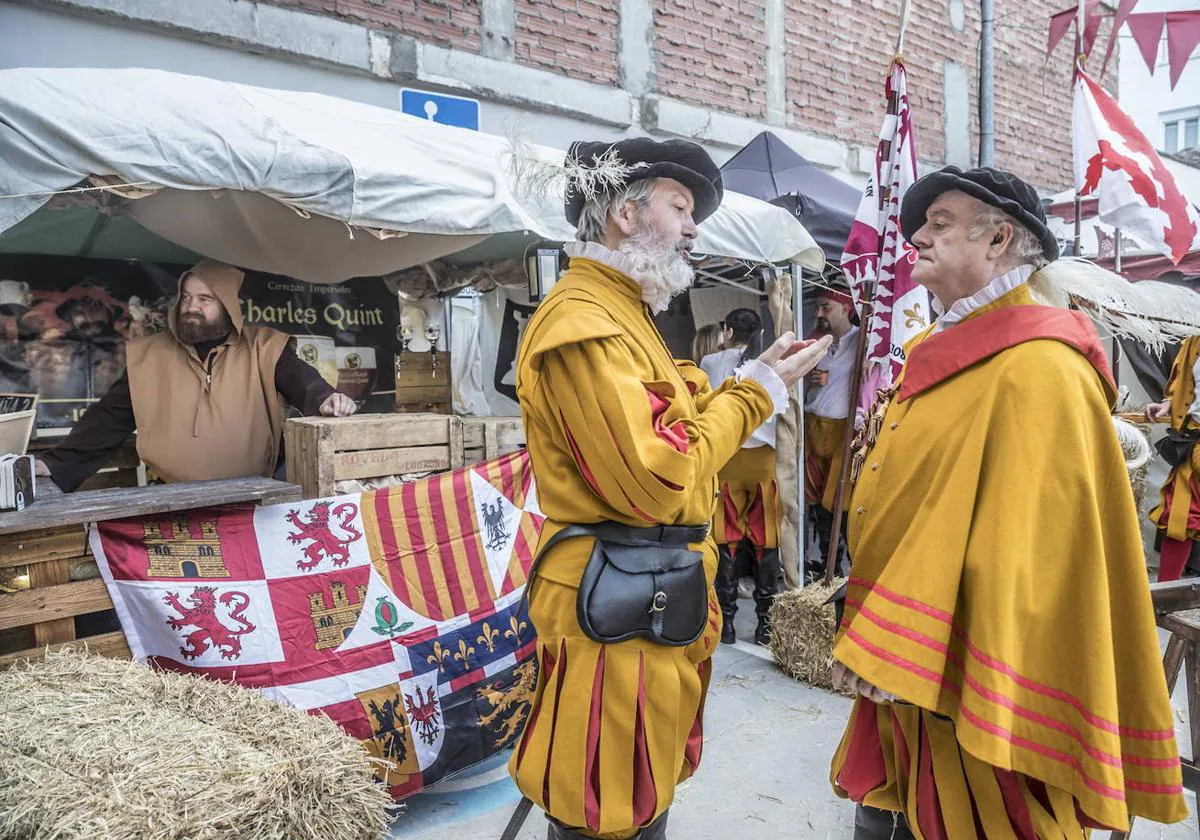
[803,283,858,583]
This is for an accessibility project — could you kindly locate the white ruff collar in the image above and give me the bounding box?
[563,240,684,314]
[934,264,1035,331]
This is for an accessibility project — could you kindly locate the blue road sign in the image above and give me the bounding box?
[400,89,480,131]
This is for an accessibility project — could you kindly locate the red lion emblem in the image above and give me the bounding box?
[163,586,255,661]
[286,502,362,571]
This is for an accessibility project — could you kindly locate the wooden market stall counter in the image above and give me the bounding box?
[0,477,301,669]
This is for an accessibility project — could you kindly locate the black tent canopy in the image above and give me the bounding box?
[720,131,860,264]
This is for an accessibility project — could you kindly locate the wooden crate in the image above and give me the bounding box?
[395,352,451,414]
[286,413,465,499]
[0,477,301,669]
[462,417,525,465]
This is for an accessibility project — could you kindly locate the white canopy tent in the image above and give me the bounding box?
[0,67,824,280]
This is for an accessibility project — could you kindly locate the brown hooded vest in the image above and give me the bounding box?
[126,261,290,483]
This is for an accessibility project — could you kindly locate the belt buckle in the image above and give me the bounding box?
[649,591,668,613]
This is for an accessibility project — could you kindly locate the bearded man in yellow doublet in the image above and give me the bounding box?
[828,166,1186,838]
[506,137,832,840]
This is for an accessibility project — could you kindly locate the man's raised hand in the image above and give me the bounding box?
[758,332,835,388]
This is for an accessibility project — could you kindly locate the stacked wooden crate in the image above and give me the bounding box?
[462,417,525,464]
[285,414,526,500]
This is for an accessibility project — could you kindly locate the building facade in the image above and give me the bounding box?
[1116,0,1200,159]
[2,0,1084,191]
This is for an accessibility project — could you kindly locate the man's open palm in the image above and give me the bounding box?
[759,332,835,388]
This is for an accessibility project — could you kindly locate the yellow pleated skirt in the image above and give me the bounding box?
[832,697,1115,839]
[804,414,847,512]
[509,537,721,839]
[714,445,780,549]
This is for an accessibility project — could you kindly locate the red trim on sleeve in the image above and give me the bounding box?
[645,388,690,454]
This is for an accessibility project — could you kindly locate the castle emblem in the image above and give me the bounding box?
[145,516,228,578]
[308,580,368,650]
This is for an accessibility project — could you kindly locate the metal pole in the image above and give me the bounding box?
[1073,194,1083,256]
[792,262,807,586]
[979,0,996,167]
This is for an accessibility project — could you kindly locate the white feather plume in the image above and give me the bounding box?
[1028,258,1200,353]
[504,129,647,207]
[1111,415,1152,472]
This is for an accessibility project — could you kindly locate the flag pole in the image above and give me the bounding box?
[822,23,909,585]
[1073,0,1087,258]
[823,284,875,585]
[1113,228,1123,389]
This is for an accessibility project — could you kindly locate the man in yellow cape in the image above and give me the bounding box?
[829,165,1186,837]
[508,137,831,840]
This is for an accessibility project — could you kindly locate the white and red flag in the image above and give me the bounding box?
[1073,67,1200,264]
[840,58,927,417]
[89,451,544,800]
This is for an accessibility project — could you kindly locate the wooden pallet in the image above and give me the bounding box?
[0,477,301,669]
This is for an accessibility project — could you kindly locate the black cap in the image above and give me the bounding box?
[900,166,1059,261]
[564,137,724,226]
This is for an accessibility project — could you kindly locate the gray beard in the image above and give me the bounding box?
[617,230,694,314]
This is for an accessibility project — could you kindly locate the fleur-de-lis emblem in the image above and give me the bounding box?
[504,616,528,646]
[477,622,499,654]
[426,641,450,673]
[453,638,476,671]
[903,303,926,330]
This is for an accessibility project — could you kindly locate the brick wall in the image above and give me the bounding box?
[782,0,1082,190]
[260,0,483,51]
[258,0,1092,190]
[514,0,620,85]
[653,0,767,120]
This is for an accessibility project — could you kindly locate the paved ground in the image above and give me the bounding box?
[390,598,1198,839]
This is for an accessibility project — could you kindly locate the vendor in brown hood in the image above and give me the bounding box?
[36,260,358,492]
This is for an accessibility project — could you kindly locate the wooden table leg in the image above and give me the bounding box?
[29,558,75,646]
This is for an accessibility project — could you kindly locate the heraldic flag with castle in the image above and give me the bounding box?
[89,451,543,799]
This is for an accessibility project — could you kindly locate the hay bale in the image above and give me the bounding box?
[768,579,851,695]
[0,651,394,840]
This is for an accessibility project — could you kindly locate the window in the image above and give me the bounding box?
[1163,109,1200,154]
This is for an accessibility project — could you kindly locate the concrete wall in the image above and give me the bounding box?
[3,0,1083,190]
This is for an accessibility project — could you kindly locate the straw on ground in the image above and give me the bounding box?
[0,650,394,840]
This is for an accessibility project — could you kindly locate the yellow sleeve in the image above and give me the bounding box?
[675,358,748,415]
[536,337,774,523]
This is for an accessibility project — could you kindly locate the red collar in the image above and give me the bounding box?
[898,306,1115,404]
